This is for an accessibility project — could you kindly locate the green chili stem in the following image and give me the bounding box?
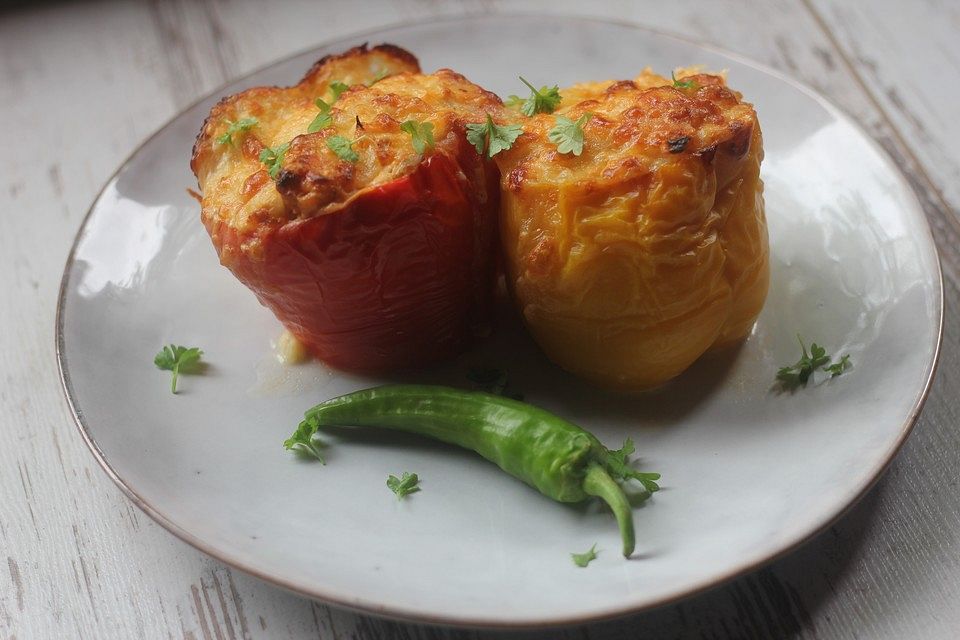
[583,463,635,557]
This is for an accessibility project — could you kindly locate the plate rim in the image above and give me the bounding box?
[55,11,945,629]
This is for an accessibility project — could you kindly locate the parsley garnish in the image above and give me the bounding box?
[283,416,325,462]
[259,143,290,179]
[509,76,562,116]
[604,438,661,493]
[571,544,599,568]
[671,71,699,91]
[504,95,525,109]
[307,98,333,133]
[387,472,421,500]
[400,120,435,154]
[216,117,258,145]
[776,335,851,390]
[327,135,359,162]
[329,81,350,102]
[824,354,852,377]
[154,345,204,394]
[548,113,592,156]
[465,114,523,158]
[368,68,390,86]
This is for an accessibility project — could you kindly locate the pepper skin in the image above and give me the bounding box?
[209,139,499,371]
[295,385,662,556]
[191,45,502,372]
[495,70,768,390]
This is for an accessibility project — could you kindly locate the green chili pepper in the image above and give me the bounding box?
[293,384,660,557]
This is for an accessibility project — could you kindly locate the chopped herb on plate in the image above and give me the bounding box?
[154,345,204,394]
[571,544,599,567]
[776,335,851,390]
[387,472,421,500]
[283,416,325,462]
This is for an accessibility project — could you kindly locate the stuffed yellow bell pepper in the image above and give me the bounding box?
[495,70,768,390]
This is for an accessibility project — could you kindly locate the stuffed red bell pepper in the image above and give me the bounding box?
[190,44,502,372]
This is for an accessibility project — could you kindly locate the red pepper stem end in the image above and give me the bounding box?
[583,463,636,558]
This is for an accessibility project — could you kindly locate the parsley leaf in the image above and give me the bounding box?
[465,114,523,158]
[216,117,258,145]
[672,71,699,91]
[154,345,204,394]
[604,438,661,494]
[571,544,599,568]
[400,120,435,154]
[548,113,592,156]
[307,98,333,133]
[327,135,359,162]
[776,336,830,389]
[259,142,290,179]
[504,94,525,109]
[368,67,390,86]
[824,354,852,377]
[329,81,349,102]
[776,335,851,389]
[283,415,325,462]
[515,76,562,116]
[386,472,421,500]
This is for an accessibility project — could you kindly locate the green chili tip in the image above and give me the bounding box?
[583,463,635,558]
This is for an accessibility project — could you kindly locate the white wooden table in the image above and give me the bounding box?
[2,1,958,637]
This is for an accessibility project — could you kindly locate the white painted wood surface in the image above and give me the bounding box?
[1,0,958,637]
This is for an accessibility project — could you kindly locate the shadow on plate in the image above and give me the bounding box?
[378,293,741,431]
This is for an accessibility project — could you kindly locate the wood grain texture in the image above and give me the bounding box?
[809,0,960,232]
[1,0,957,638]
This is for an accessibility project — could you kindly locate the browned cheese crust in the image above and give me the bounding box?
[500,68,757,192]
[190,44,502,244]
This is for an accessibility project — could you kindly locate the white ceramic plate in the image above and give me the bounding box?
[57,14,942,628]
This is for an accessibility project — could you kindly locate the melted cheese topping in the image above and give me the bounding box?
[191,44,501,237]
[499,69,755,191]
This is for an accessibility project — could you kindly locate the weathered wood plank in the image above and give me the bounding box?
[808,0,960,220]
[1,0,958,638]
